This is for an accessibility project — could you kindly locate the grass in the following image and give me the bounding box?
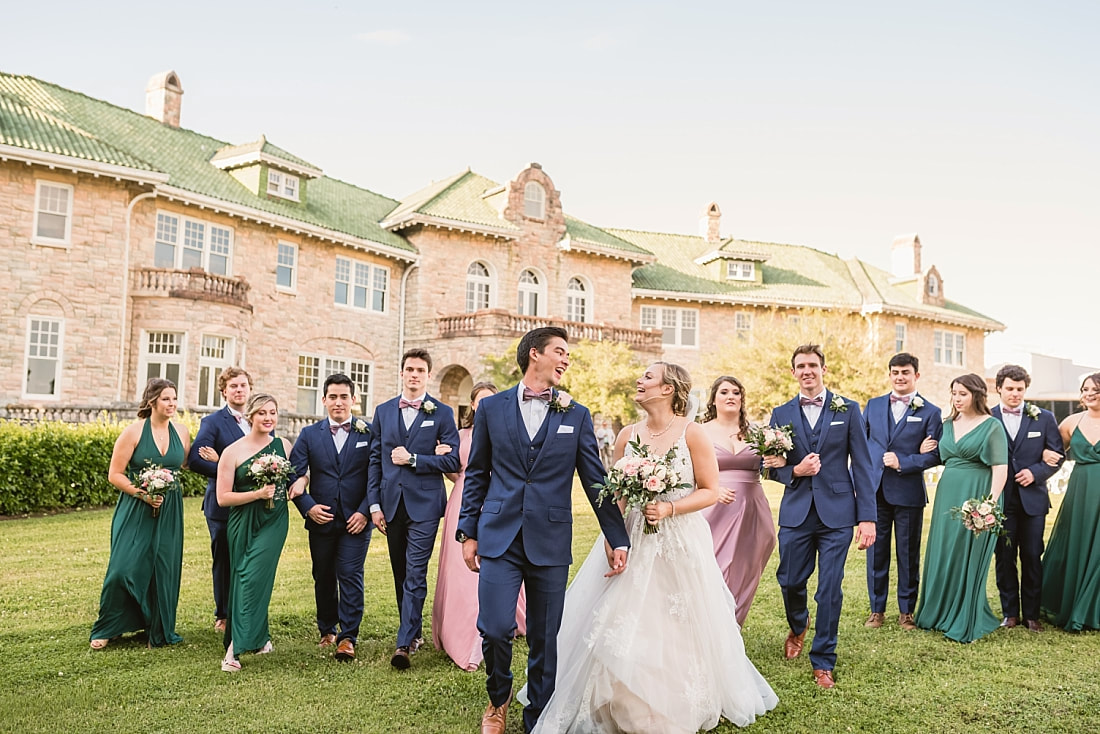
[1,484,1098,733]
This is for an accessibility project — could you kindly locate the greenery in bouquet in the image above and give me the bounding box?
[595,435,690,534]
[247,453,293,509]
[137,462,177,518]
[950,494,1007,539]
[744,423,795,481]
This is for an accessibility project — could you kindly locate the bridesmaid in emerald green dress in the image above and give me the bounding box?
[90,378,191,650]
[1042,373,1100,631]
[215,392,295,672]
[915,373,1008,643]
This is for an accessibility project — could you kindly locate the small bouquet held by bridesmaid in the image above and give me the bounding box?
[950,495,1006,538]
[248,453,293,509]
[744,423,795,481]
[596,436,691,534]
[137,463,177,518]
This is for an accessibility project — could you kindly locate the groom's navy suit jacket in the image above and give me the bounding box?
[458,385,630,565]
[291,419,373,533]
[864,393,942,507]
[992,404,1063,517]
[188,406,247,522]
[770,391,876,529]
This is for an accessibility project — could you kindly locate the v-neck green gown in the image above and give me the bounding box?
[915,418,1008,643]
[90,419,185,646]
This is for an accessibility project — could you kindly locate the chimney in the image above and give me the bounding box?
[145,71,183,128]
[699,202,721,243]
[890,233,921,278]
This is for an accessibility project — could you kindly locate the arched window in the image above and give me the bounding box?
[466,261,491,312]
[927,273,939,296]
[517,269,543,316]
[524,182,546,219]
[566,277,590,323]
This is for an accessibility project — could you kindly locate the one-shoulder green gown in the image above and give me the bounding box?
[225,440,289,655]
[91,419,185,646]
[1041,427,1100,631]
[915,418,1008,643]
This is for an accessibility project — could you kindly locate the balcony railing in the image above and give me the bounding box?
[436,309,662,350]
[132,267,252,311]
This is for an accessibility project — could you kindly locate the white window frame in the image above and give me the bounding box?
[32,181,74,247]
[927,273,940,296]
[934,329,966,367]
[735,311,752,342]
[895,323,907,353]
[466,261,492,312]
[566,276,590,323]
[22,316,64,400]
[641,306,698,348]
[196,335,235,409]
[137,330,187,401]
[334,256,389,314]
[517,268,546,316]
[726,260,755,281]
[276,241,298,292]
[154,211,233,275]
[267,169,300,202]
[297,353,374,416]
[523,182,546,219]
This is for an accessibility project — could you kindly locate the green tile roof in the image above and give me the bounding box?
[857,260,1004,328]
[564,215,651,257]
[0,72,411,253]
[210,134,321,173]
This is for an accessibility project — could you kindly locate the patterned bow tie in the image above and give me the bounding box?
[330,423,351,434]
[522,387,552,403]
[1003,407,1022,416]
[890,394,911,405]
[799,396,823,407]
[399,398,422,410]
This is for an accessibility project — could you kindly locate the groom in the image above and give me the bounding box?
[459,327,630,734]
[770,344,875,690]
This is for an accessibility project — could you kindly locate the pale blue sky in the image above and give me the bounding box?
[4,1,1097,367]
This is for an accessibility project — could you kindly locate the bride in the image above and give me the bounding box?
[529,362,777,733]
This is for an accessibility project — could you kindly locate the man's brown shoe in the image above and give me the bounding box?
[1026,620,1044,632]
[1000,616,1019,629]
[480,691,512,734]
[319,633,337,647]
[390,646,411,670]
[335,639,355,661]
[812,669,836,689]
[865,612,885,628]
[784,628,807,659]
[898,613,917,631]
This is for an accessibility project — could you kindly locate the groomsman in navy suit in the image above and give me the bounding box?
[368,348,460,669]
[863,353,942,631]
[992,364,1064,632]
[188,367,252,632]
[769,344,875,690]
[289,373,374,660]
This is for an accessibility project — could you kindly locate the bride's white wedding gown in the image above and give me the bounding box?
[529,429,778,733]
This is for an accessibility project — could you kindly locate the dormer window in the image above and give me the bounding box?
[726,260,755,281]
[267,170,300,202]
[524,182,545,219]
[927,273,939,296]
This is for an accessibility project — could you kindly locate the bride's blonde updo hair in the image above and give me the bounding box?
[653,362,692,417]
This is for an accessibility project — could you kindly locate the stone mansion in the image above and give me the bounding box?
[0,70,1003,430]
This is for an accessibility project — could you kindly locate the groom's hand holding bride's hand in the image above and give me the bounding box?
[462,539,480,572]
[602,539,628,578]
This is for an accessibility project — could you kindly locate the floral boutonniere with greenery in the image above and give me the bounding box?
[829,395,848,413]
[352,417,369,434]
[910,395,925,412]
[1025,404,1041,420]
[549,391,574,413]
[421,400,437,415]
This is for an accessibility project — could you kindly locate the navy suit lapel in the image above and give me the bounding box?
[405,396,429,443]
[817,390,836,448]
[788,399,813,456]
[529,398,565,475]
[315,420,341,469]
[503,387,528,467]
[1015,408,1033,450]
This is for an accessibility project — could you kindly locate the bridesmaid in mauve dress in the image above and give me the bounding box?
[699,376,777,626]
[432,382,527,670]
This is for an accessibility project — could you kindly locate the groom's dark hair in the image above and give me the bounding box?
[889,353,919,371]
[995,364,1031,389]
[517,327,568,373]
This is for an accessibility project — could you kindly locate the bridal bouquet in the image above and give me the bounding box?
[744,423,795,481]
[248,453,293,509]
[137,463,177,518]
[950,495,1006,538]
[596,436,691,534]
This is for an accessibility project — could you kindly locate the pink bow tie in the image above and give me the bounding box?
[399,398,422,410]
[523,387,552,403]
[330,423,351,435]
[1003,407,1022,416]
[890,395,911,405]
[799,396,823,407]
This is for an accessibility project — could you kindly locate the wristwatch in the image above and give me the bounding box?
[408,453,417,468]
[456,530,471,543]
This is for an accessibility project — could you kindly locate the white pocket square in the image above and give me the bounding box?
[830,420,844,426]
[1027,431,1041,438]
[355,441,369,448]
[906,416,922,423]
[557,425,575,434]
[421,420,434,427]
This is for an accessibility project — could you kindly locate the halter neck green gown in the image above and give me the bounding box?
[1041,427,1100,631]
[225,439,289,655]
[914,418,1008,643]
[91,419,185,646]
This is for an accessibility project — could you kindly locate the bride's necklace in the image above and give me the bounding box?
[646,415,676,438]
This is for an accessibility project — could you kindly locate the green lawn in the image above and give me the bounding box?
[1,485,1098,733]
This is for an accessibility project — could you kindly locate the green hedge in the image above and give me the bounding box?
[0,417,206,515]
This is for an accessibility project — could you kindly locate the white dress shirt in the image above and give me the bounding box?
[328,419,351,453]
[800,389,827,429]
[228,407,249,434]
[891,393,914,424]
[519,381,551,440]
[1000,403,1022,440]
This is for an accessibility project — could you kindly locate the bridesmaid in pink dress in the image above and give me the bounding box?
[432,382,527,670]
[700,375,777,626]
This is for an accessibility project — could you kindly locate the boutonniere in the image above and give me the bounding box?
[549,391,574,413]
[352,418,369,434]
[910,395,925,412]
[421,400,437,415]
[829,395,848,413]
[1025,404,1040,420]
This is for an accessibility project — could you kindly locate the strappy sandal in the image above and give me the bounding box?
[257,641,273,655]
[89,639,109,650]
[221,655,241,672]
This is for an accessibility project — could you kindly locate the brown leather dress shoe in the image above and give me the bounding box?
[1000,616,1019,629]
[784,628,808,659]
[319,633,337,648]
[813,669,836,689]
[480,691,512,734]
[1025,620,1043,632]
[865,612,885,628]
[898,613,917,631]
[391,646,411,669]
[335,639,355,661]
